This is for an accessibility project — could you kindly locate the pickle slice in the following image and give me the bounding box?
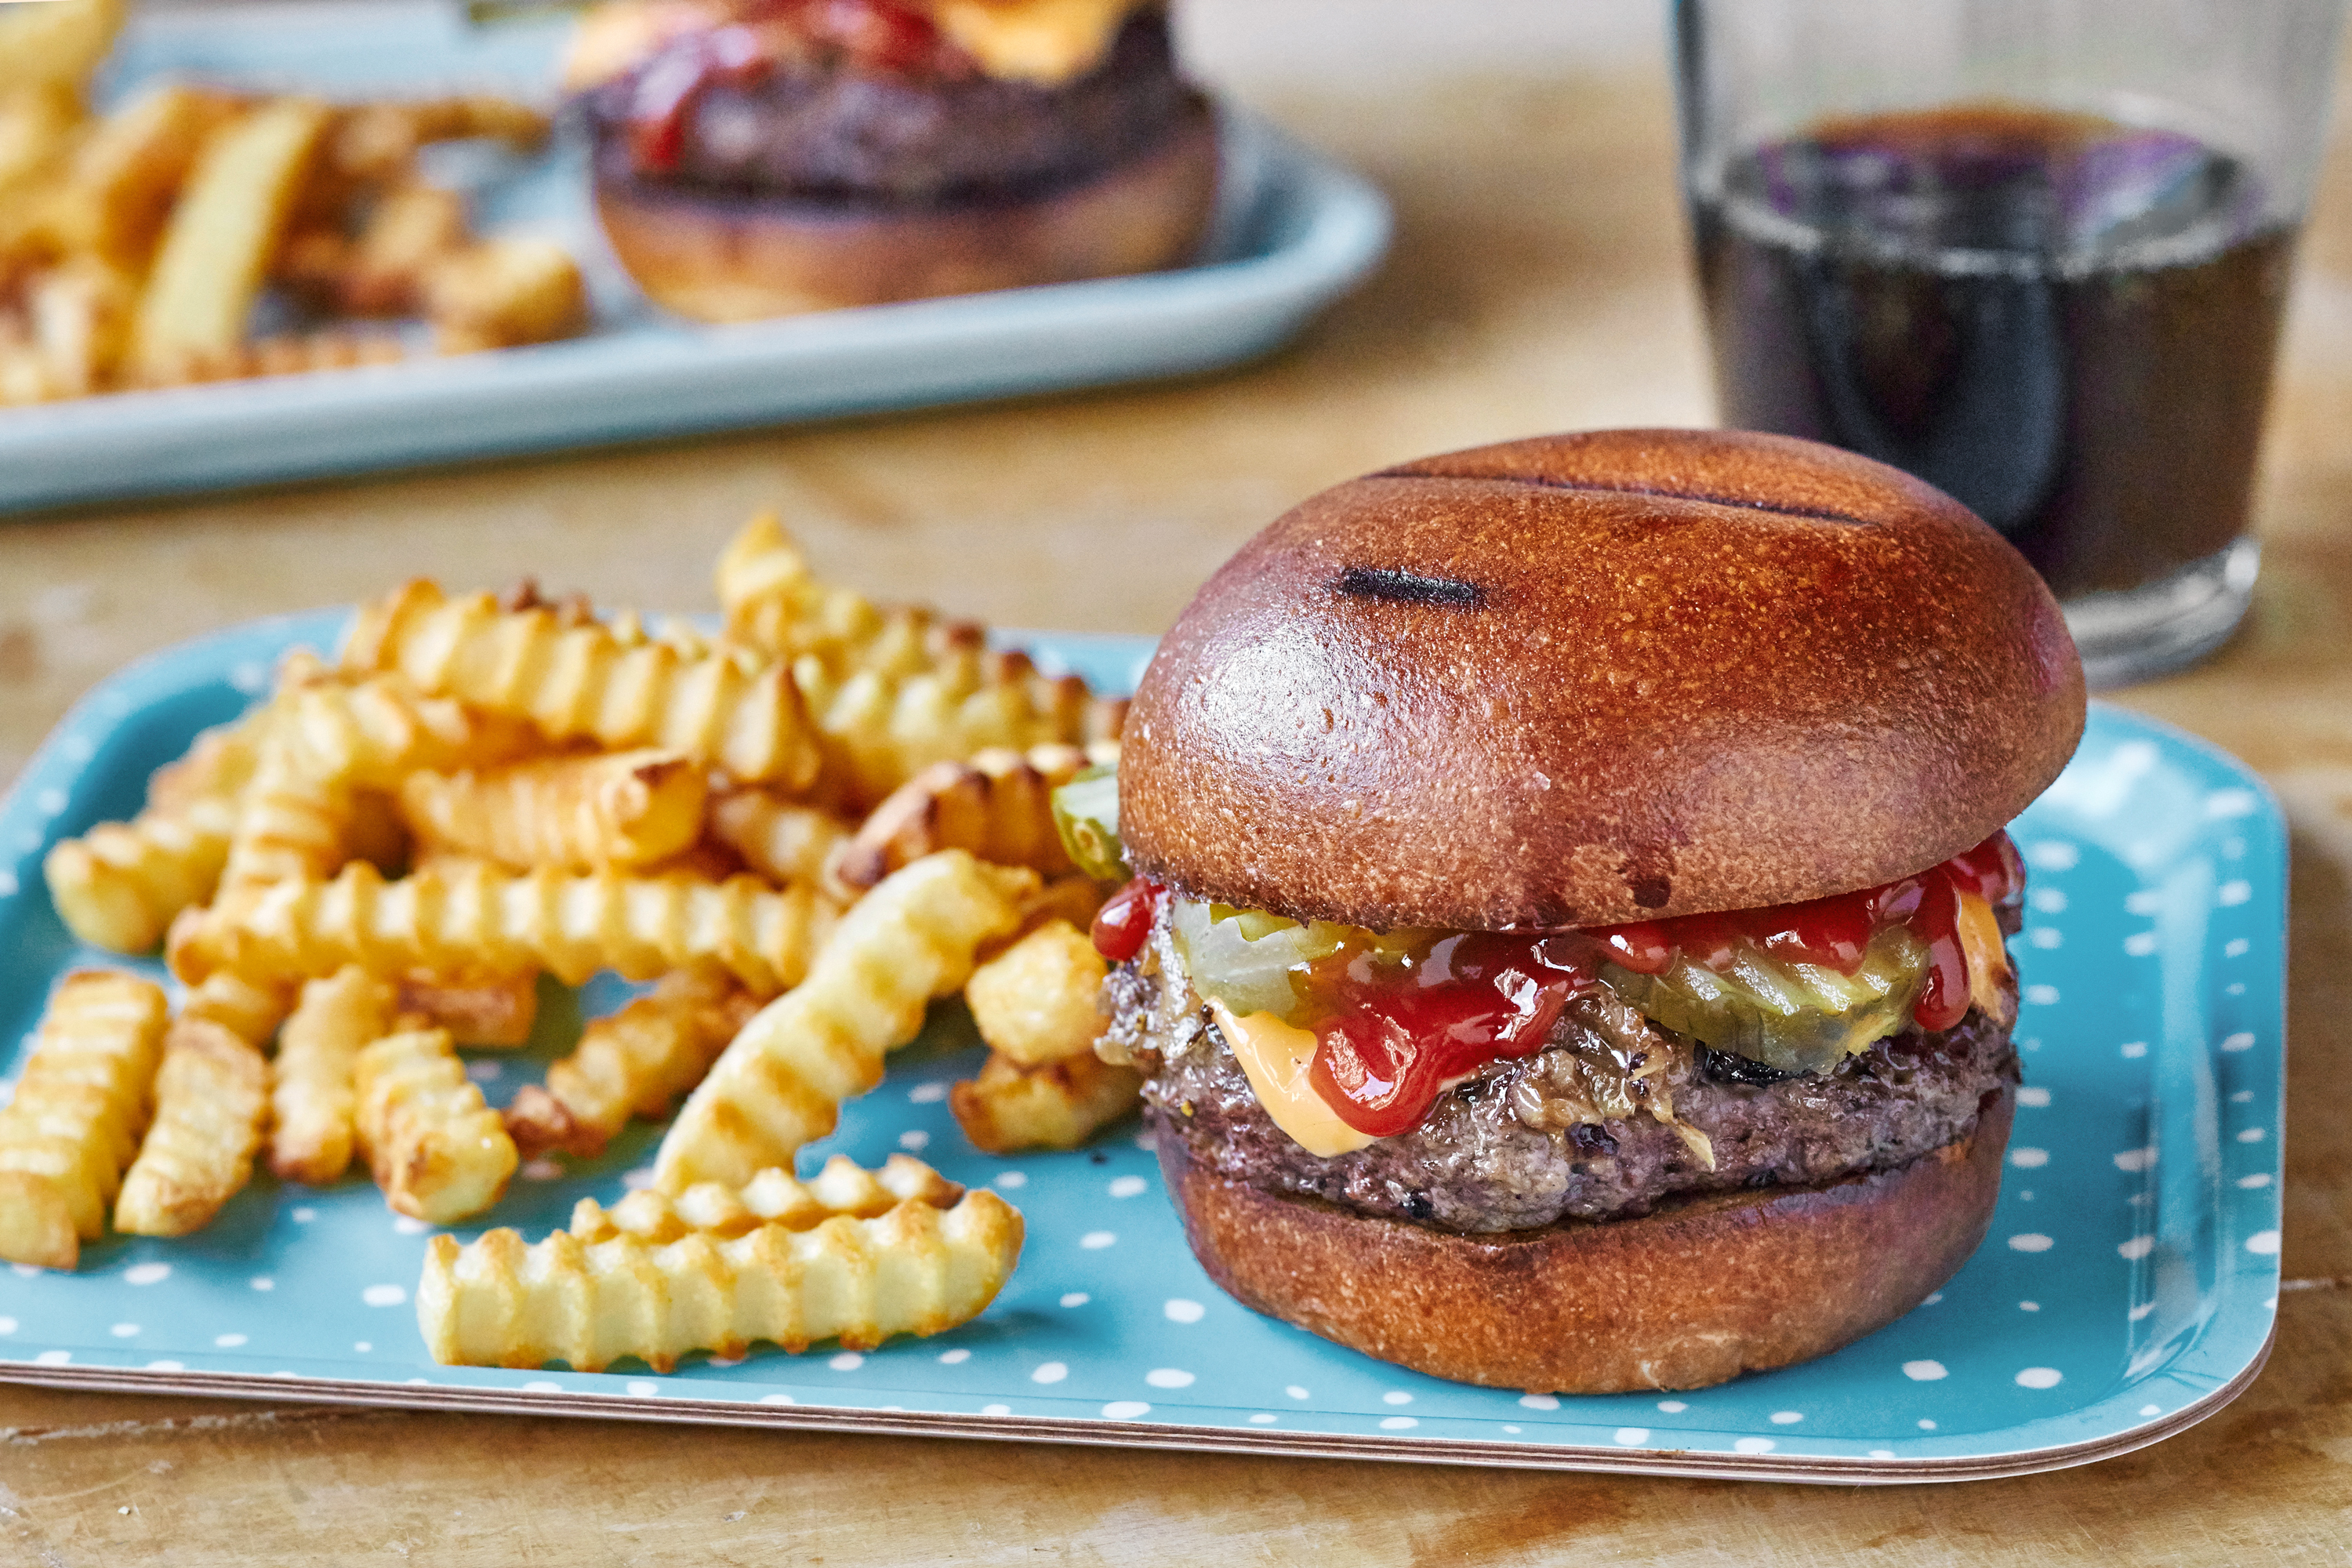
[1051,764,1127,882]
[1171,899,1351,1022]
[1602,925,1929,1076]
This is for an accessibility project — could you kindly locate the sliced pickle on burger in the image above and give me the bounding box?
[1601,925,1929,1076]
[1170,899,1354,1021]
[1051,764,1128,881]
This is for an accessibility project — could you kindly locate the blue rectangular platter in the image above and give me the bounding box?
[0,615,2288,1483]
[0,2,1391,514]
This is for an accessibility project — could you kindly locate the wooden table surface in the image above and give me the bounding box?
[5,7,2351,1563]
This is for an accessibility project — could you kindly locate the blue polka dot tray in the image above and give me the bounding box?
[0,616,2288,1483]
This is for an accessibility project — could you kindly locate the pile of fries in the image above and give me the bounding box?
[0,0,583,406]
[1,515,1140,1372]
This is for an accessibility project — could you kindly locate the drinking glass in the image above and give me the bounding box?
[1674,0,2347,686]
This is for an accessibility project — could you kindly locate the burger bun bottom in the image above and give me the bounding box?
[1157,1085,2013,1393]
[595,95,1220,324]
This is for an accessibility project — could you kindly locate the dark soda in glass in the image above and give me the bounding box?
[1691,104,2295,598]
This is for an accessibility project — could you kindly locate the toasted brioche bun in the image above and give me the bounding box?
[1158,1083,2013,1393]
[1120,428,2085,930]
[592,94,1218,323]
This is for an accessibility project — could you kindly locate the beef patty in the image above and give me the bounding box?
[584,9,1196,205]
[1107,911,2021,1235]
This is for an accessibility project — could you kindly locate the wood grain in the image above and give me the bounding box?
[5,15,2352,1563]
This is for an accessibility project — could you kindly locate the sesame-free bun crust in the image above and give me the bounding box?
[593,94,1218,324]
[1157,1085,2013,1393]
[1120,428,2085,929]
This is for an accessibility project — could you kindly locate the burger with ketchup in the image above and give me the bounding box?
[561,0,1218,321]
[1058,427,2086,1393]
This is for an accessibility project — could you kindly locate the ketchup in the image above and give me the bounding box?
[1091,877,1165,964]
[1307,932,1602,1138]
[625,0,965,174]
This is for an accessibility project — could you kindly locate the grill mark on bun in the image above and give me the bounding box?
[1364,469,1881,528]
[1333,565,1485,609]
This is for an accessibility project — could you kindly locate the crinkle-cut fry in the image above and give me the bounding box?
[707,787,848,887]
[832,741,1119,892]
[397,748,706,871]
[354,1025,517,1224]
[0,971,169,1267]
[964,919,1109,1068]
[43,793,238,953]
[44,701,278,952]
[278,662,542,788]
[572,1153,963,1243]
[504,964,751,1160]
[168,859,840,996]
[799,644,1126,811]
[130,96,332,377]
[653,851,1038,1192]
[715,511,884,670]
[950,1050,1143,1156]
[608,608,724,662]
[343,579,819,788]
[113,1019,269,1237]
[180,969,296,1047]
[418,1188,1024,1370]
[397,971,539,1048]
[144,710,270,817]
[218,735,354,889]
[270,965,395,1185]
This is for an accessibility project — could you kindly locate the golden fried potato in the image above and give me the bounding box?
[570,1152,961,1243]
[964,918,1109,1067]
[653,851,1037,1192]
[336,182,466,316]
[219,735,355,889]
[0,0,124,96]
[833,741,1116,892]
[950,1050,1142,1155]
[707,786,849,887]
[46,84,241,267]
[354,1025,517,1225]
[131,97,332,378]
[397,748,706,872]
[397,971,540,1048]
[424,235,585,353]
[43,796,238,953]
[277,661,542,788]
[179,969,296,1047]
[167,858,840,996]
[418,1188,1023,1370]
[343,579,821,788]
[271,966,396,1185]
[113,1019,269,1237]
[0,971,169,1268]
[504,964,751,1159]
[800,644,1124,811]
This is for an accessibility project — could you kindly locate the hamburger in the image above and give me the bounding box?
[561,0,1218,321]
[1064,427,2086,1392]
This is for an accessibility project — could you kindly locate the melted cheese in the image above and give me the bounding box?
[1209,1001,1377,1158]
[930,0,1141,85]
[1956,890,2016,1027]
